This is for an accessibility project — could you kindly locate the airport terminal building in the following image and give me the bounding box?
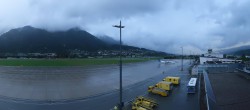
[199,49,242,64]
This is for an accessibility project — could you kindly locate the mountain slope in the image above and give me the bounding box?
[0,26,107,53]
[0,26,168,57]
[97,35,119,45]
[221,45,250,54]
[231,49,250,55]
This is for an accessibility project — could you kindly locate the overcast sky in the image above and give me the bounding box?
[0,0,250,54]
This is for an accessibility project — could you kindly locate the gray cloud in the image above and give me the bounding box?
[0,0,250,54]
[210,1,250,49]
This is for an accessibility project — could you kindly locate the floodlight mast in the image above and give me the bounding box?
[112,20,125,109]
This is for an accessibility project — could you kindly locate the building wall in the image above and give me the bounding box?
[200,57,218,64]
[200,57,242,64]
[204,53,223,58]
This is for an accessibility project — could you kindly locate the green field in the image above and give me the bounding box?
[0,58,158,66]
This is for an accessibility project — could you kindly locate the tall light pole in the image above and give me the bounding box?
[181,47,183,71]
[113,20,125,109]
[190,50,192,65]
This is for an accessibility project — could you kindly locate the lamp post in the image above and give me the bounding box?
[181,47,183,71]
[113,20,125,109]
[190,51,192,65]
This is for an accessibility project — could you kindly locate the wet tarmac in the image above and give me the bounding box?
[0,60,172,101]
[0,59,199,110]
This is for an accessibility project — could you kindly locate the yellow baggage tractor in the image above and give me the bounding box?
[132,96,158,110]
[163,76,181,85]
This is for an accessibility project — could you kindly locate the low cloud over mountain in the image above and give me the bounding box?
[0,0,250,54]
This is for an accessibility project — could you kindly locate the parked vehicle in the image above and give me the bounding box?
[163,76,181,85]
[187,78,197,93]
[132,96,158,110]
[155,81,173,91]
[148,86,169,97]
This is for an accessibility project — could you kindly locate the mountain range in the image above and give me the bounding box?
[220,45,250,55]
[0,26,167,57]
[2,26,248,57]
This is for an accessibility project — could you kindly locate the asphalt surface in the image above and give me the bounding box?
[206,67,250,110]
[0,60,199,110]
[0,61,167,100]
[142,61,199,110]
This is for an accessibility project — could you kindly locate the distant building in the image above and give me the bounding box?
[17,53,28,57]
[28,53,57,58]
[246,56,250,58]
[28,53,44,57]
[200,49,242,64]
[203,49,223,58]
[46,53,57,58]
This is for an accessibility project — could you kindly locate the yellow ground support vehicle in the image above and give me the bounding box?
[132,96,158,110]
[155,81,173,91]
[148,86,169,97]
[132,102,150,110]
[163,76,181,85]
